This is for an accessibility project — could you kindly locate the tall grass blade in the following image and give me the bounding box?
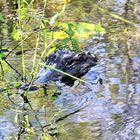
[40,63,86,83]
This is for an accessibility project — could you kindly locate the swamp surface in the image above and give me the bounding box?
[0,0,140,140]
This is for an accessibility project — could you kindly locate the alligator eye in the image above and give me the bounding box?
[67,60,74,65]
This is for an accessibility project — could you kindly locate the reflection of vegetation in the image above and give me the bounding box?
[97,5,135,26]
[0,0,106,139]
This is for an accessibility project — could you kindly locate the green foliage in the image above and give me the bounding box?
[57,23,81,51]
[68,24,74,37]
[51,22,106,39]
[67,24,80,51]
[71,38,80,51]
[46,47,57,57]
[13,81,22,88]
[1,47,8,52]
[44,134,50,140]
[48,21,106,51]
[11,0,38,41]
[52,95,58,100]
[0,13,4,22]
[94,23,106,34]
[12,29,23,40]
[0,52,6,60]
[51,92,60,101]
[17,0,34,20]
[59,37,69,46]
[0,81,22,96]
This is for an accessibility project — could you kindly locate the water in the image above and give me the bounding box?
[0,0,140,139]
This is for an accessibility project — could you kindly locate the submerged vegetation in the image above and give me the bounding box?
[0,0,138,139]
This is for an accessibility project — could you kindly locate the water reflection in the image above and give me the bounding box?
[0,0,140,140]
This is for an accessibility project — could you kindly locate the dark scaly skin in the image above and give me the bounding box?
[34,50,98,86]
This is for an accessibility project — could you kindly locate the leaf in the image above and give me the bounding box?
[60,37,69,46]
[14,82,21,88]
[76,22,96,31]
[44,134,50,140]
[46,47,56,57]
[52,95,58,100]
[41,17,49,23]
[94,23,106,34]
[46,21,106,42]
[0,52,6,59]
[68,24,74,37]
[12,29,22,40]
[25,137,30,140]
[24,115,31,128]
[49,31,67,39]
[50,22,105,39]
[71,38,81,51]
[0,14,4,22]
[26,127,35,134]
[1,47,8,52]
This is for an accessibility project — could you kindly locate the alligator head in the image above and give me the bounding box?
[34,50,98,86]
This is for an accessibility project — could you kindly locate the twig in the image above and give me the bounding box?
[5,28,41,59]
[0,60,4,80]
[4,59,22,76]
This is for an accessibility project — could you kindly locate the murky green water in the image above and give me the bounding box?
[0,0,140,140]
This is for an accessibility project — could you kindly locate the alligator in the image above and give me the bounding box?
[34,50,98,86]
[19,50,98,104]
